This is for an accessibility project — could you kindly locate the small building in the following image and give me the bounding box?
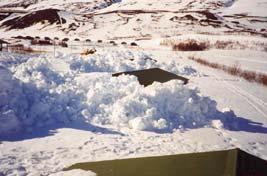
[112,68,189,87]
[0,39,9,51]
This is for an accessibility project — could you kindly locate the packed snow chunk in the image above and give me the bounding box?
[211,120,224,129]
[0,52,34,69]
[0,66,27,135]
[69,50,156,73]
[14,56,65,89]
[129,117,153,131]
[69,50,199,76]
[78,74,218,131]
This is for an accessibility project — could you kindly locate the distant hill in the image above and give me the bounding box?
[0,0,265,40]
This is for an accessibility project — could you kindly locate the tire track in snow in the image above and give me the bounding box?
[212,73,267,119]
[218,55,267,64]
[185,54,267,118]
[226,82,267,108]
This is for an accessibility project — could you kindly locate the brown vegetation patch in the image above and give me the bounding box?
[62,38,69,42]
[31,39,53,45]
[7,44,34,54]
[172,39,209,51]
[198,11,218,20]
[170,14,198,22]
[162,38,266,51]
[214,40,246,50]
[44,37,51,41]
[0,13,10,21]
[188,56,267,86]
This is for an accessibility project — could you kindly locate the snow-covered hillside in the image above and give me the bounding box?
[0,0,267,175]
[0,0,121,12]
[0,0,266,40]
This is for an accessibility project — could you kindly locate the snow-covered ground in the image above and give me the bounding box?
[0,0,121,12]
[1,0,267,175]
[1,45,267,175]
[221,0,267,16]
[185,49,267,74]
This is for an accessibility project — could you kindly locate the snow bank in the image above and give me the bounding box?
[0,66,27,135]
[69,50,199,76]
[0,50,218,135]
[14,57,65,89]
[0,65,84,136]
[77,74,217,131]
[0,52,35,69]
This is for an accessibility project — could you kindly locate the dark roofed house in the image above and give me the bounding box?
[0,39,9,51]
[112,68,189,87]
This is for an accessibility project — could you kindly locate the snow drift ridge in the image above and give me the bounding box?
[0,50,229,136]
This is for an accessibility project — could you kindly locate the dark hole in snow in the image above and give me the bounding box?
[112,68,189,87]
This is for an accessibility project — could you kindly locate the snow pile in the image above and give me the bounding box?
[14,57,65,89]
[0,51,217,135]
[0,52,34,69]
[0,65,84,136]
[69,50,199,76]
[0,66,27,135]
[77,74,217,131]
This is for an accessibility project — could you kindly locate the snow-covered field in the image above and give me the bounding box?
[0,0,267,175]
[1,46,267,175]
